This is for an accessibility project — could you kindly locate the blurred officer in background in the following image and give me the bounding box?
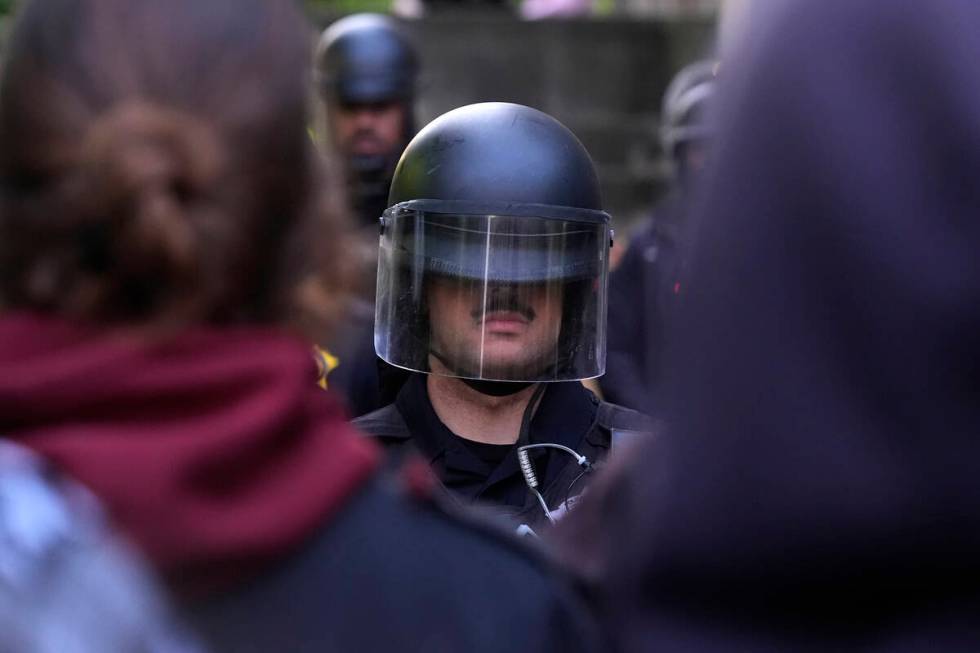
[313,14,419,416]
[315,13,418,231]
[558,0,980,649]
[0,1,601,650]
[355,103,650,532]
[600,60,718,413]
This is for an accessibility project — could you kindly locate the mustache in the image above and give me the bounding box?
[473,295,536,322]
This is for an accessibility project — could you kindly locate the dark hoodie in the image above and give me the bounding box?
[0,313,601,652]
[557,0,980,650]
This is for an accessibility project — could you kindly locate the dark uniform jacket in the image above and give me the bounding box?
[324,240,411,418]
[354,374,650,531]
[188,470,603,653]
[601,193,685,413]
[327,315,409,418]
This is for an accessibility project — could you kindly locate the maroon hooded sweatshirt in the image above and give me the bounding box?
[0,313,379,596]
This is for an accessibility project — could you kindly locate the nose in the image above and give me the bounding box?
[352,108,379,130]
[488,282,519,297]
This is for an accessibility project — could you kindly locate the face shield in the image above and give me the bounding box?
[375,202,610,382]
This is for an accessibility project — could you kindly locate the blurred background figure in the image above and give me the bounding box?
[558,0,980,649]
[315,14,418,235]
[0,1,601,650]
[314,13,420,416]
[600,59,717,412]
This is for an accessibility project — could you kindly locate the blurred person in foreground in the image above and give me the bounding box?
[0,443,202,652]
[557,0,980,649]
[600,60,717,413]
[0,1,600,651]
[355,103,650,533]
[313,14,419,416]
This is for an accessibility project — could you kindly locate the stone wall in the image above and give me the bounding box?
[314,13,717,228]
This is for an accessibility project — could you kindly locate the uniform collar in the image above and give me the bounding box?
[394,374,599,496]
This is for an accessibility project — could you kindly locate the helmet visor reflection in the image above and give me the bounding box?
[375,209,609,382]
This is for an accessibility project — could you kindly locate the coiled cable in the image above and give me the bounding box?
[517,448,555,524]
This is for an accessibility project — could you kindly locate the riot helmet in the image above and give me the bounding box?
[375,103,611,383]
[315,14,418,105]
[660,60,718,178]
[315,14,419,225]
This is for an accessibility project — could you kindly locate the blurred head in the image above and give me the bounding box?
[0,0,351,333]
[661,60,719,186]
[718,0,762,58]
[560,2,980,650]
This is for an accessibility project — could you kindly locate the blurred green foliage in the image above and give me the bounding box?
[0,0,393,19]
[306,0,392,17]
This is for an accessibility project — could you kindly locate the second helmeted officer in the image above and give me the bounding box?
[313,14,420,415]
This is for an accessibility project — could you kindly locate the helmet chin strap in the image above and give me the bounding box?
[461,378,534,397]
[347,152,390,176]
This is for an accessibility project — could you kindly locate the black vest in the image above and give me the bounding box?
[353,387,652,532]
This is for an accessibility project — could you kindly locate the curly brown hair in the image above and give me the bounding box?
[0,0,353,336]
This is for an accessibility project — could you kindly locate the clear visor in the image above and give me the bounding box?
[375,208,609,382]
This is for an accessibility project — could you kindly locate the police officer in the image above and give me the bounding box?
[660,59,716,189]
[354,102,649,531]
[600,60,718,412]
[315,13,419,228]
[314,14,419,415]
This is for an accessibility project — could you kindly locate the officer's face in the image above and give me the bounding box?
[331,100,405,158]
[427,276,564,379]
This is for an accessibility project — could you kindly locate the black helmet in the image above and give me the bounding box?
[375,103,611,383]
[387,102,605,218]
[315,14,419,105]
[660,60,718,160]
